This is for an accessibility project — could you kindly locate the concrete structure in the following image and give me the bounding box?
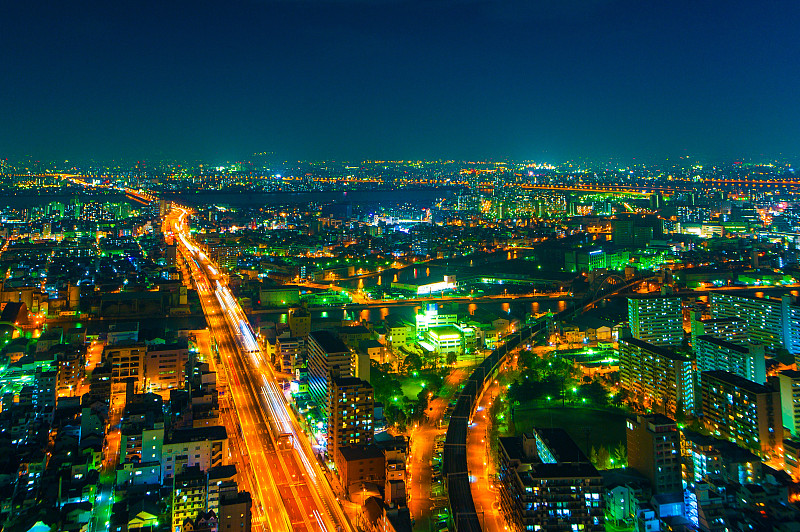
[709,292,784,350]
[689,311,747,348]
[695,335,766,384]
[777,370,800,437]
[619,336,695,416]
[700,370,783,455]
[422,325,463,360]
[288,307,311,339]
[161,426,228,481]
[334,445,385,497]
[308,331,352,409]
[276,336,304,374]
[145,340,189,396]
[782,294,800,359]
[626,414,682,495]
[628,296,683,346]
[498,429,605,532]
[328,377,374,458]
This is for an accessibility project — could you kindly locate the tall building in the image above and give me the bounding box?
[172,466,208,532]
[308,331,352,408]
[106,343,147,405]
[171,465,249,532]
[695,335,766,384]
[700,370,783,455]
[626,414,682,494]
[498,429,605,532]
[781,294,800,359]
[689,311,747,348]
[777,370,800,437]
[709,292,784,349]
[328,377,374,458]
[627,296,683,346]
[288,307,311,339]
[619,336,695,416]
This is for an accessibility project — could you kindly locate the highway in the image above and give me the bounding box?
[166,206,354,532]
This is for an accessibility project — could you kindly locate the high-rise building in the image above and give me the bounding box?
[328,377,374,458]
[700,370,783,455]
[689,311,747,348]
[709,292,784,349]
[498,429,605,532]
[308,331,352,408]
[619,336,695,416]
[626,414,682,494]
[777,370,800,437]
[781,294,800,359]
[695,335,766,384]
[627,296,684,346]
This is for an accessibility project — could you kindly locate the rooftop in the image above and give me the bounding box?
[702,370,772,394]
[309,330,349,354]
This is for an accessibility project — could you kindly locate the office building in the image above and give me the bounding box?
[422,325,463,360]
[626,414,682,494]
[145,340,190,396]
[308,331,352,408]
[498,429,605,532]
[695,335,766,384]
[627,296,683,346]
[700,370,783,455]
[328,377,374,458]
[619,336,695,416]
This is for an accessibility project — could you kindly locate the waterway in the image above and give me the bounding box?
[250,298,564,330]
[163,187,459,207]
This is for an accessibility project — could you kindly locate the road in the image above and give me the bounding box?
[167,206,354,532]
[467,380,507,532]
[409,368,467,531]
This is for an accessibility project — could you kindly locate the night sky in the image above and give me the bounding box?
[2,1,799,162]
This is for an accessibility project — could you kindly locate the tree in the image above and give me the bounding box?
[402,352,423,373]
[612,443,627,467]
[446,351,458,365]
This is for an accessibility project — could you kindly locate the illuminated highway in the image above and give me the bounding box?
[166,207,354,532]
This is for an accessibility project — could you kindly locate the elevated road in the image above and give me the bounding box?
[167,206,354,532]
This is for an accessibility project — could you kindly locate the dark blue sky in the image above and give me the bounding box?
[2,0,798,162]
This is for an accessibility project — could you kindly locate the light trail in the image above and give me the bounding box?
[167,205,355,532]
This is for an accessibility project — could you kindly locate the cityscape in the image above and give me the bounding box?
[2,2,800,532]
